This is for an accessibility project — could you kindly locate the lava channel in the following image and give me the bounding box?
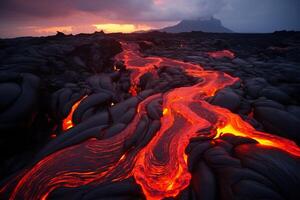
[1,41,300,200]
[62,96,87,131]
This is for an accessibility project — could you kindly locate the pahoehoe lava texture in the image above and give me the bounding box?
[0,31,300,200]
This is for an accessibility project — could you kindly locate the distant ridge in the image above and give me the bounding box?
[160,17,233,33]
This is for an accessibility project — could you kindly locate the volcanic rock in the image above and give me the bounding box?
[253,99,285,110]
[259,86,291,104]
[254,106,300,142]
[1,30,300,200]
[211,88,241,112]
[287,105,300,119]
[244,78,269,99]
[0,72,40,129]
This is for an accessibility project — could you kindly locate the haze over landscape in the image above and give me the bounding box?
[0,0,300,38]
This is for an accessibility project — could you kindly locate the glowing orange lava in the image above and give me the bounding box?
[62,96,87,131]
[208,50,235,59]
[1,41,299,200]
[116,42,202,95]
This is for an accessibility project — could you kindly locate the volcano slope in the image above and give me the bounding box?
[0,31,300,200]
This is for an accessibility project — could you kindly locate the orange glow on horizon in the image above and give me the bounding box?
[30,23,152,37]
[93,23,151,33]
[35,26,73,34]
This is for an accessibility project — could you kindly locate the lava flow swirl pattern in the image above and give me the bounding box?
[1,41,300,200]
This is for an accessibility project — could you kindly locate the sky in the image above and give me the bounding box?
[0,0,299,38]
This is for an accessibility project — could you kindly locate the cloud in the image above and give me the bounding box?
[146,0,228,21]
[0,0,228,21]
[0,0,299,37]
[217,0,300,32]
[0,0,73,18]
[0,0,229,37]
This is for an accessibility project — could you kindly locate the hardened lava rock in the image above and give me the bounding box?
[0,72,40,129]
[35,130,300,200]
[186,135,300,200]
[1,32,300,200]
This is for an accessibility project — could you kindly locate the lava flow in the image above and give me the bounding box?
[1,41,300,200]
[115,42,203,95]
[62,96,87,131]
[207,50,235,59]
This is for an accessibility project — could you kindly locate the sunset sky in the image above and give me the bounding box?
[0,0,299,38]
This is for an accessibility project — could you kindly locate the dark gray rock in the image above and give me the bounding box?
[73,93,111,124]
[235,144,300,200]
[192,161,216,200]
[87,75,114,93]
[253,99,285,110]
[254,106,300,141]
[0,73,40,129]
[287,106,300,119]
[103,123,126,139]
[244,78,269,98]
[259,86,291,104]
[237,100,252,115]
[0,82,21,111]
[139,72,154,90]
[110,97,139,123]
[232,58,248,65]
[211,88,241,112]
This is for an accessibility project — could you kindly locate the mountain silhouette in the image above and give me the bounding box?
[160,17,233,33]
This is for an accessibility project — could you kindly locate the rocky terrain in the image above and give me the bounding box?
[0,31,300,200]
[132,31,300,142]
[0,32,123,177]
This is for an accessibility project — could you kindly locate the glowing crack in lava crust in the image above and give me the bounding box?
[2,42,300,200]
[207,50,235,59]
[62,96,87,131]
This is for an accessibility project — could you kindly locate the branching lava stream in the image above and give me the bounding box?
[2,41,300,200]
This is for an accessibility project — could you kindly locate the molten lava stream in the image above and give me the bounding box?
[1,41,300,200]
[6,94,161,200]
[62,96,87,131]
[133,73,300,199]
[207,50,235,59]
